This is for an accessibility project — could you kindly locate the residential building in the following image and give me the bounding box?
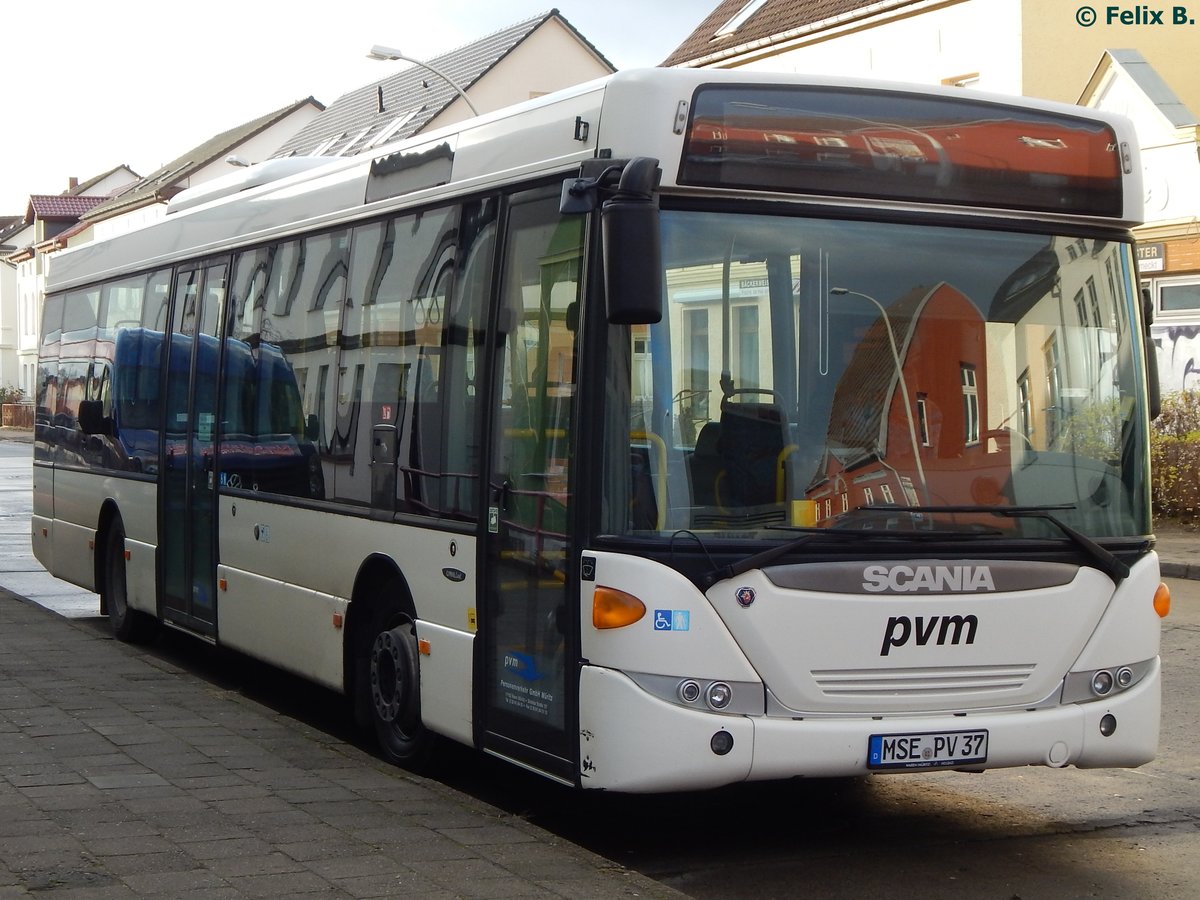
[662,0,1199,111]
[664,0,1200,393]
[1081,49,1200,393]
[2,168,139,391]
[80,98,324,243]
[2,166,140,394]
[0,216,27,389]
[1,100,322,396]
[275,10,614,158]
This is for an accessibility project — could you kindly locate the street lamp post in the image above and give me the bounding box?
[367,45,480,116]
[830,287,930,504]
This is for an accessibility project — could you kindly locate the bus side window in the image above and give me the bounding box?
[342,207,467,517]
[221,234,345,500]
[440,199,496,519]
[35,293,65,461]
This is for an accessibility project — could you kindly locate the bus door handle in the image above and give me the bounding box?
[492,479,513,509]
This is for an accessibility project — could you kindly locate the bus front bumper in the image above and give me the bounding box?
[577,659,1161,793]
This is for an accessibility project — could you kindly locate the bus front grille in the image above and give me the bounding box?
[810,663,1036,699]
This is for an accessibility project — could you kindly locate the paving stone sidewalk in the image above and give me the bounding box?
[0,589,682,899]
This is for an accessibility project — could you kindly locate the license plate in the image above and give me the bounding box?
[868,729,988,770]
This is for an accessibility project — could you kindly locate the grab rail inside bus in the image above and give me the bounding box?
[631,429,667,531]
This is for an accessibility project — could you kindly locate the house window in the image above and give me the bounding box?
[961,364,979,445]
[1017,369,1033,441]
[841,492,849,513]
[916,392,931,446]
[1087,278,1102,327]
[685,309,709,424]
[880,483,895,505]
[714,0,767,37]
[1044,335,1062,445]
[1105,259,1122,339]
[863,486,875,506]
[1159,279,1200,315]
[1074,289,1089,326]
[735,305,759,388]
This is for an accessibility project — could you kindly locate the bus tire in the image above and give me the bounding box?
[365,607,434,768]
[102,517,156,643]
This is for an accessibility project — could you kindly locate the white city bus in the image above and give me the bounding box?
[34,68,1169,792]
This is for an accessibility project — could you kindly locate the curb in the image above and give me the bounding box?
[1160,561,1199,581]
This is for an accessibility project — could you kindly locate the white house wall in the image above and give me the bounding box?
[423,19,613,133]
[1088,63,1200,224]
[728,0,1023,96]
[0,261,17,389]
[94,106,323,244]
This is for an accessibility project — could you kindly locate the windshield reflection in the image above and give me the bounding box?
[606,211,1149,541]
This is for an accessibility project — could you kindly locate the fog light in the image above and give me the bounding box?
[706,682,732,710]
[1116,666,1134,688]
[1099,714,1117,737]
[678,680,701,703]
[711,730,734,755]
[1091,670,1114,696]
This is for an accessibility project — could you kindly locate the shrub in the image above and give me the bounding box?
[1150,390,1200,520]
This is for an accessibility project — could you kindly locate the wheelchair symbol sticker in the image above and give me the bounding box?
[654,610,690,631]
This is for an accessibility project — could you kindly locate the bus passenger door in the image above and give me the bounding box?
[481,190,583,781]
[161,262,226,635]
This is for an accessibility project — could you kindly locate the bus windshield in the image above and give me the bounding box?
[606,209,1150,541]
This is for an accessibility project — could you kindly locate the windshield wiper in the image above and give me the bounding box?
[700,504,1130,589]
[905,505,1130,583]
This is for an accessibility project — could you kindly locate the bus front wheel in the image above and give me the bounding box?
[366,611,433,768]
[102,517,155,643]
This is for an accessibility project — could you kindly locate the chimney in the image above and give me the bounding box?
[67,177,79,191]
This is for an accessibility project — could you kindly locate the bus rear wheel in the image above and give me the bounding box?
[102,517,155,643]
[366,612,433,768]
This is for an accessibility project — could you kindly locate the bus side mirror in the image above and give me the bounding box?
[1142,288,1161,420]
[78,399,113,436]
[602,158,663,325]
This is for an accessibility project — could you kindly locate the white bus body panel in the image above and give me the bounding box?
[48,519,95,591]
[708,565,1119,714]
[216,496,476,707]
[124,537,157,616]
[414,620,475,747]
[32,468,160,597]
[581,551,761,683]
[216,497,476,632]
[217,566,349,692]
[578,553,1161,791]
[580,661,1159,792]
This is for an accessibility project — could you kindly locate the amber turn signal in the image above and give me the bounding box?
[1154,582,1171,618]
[592,586,646,629]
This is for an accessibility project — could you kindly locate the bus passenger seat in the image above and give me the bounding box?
[689,421,722,508]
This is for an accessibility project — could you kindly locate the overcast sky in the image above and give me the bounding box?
[0,0,716,214]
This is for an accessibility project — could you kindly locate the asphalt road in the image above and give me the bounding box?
[3,438,1198,899]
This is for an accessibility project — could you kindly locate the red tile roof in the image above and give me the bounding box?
[27,194,107,220]
[662,0,927,67]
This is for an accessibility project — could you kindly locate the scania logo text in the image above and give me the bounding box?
[861,564,996,593]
